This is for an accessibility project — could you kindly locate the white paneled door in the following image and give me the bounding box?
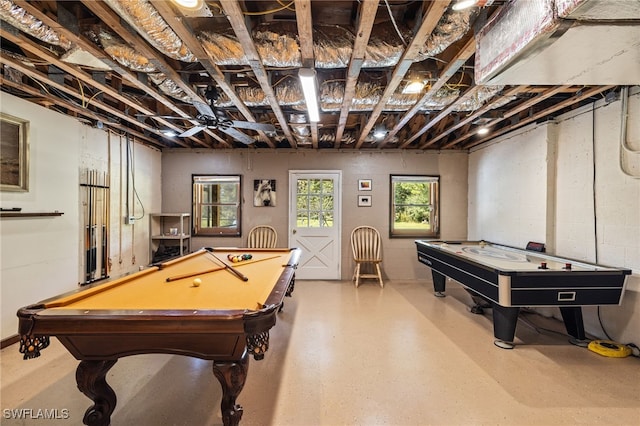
[288,171,342,279]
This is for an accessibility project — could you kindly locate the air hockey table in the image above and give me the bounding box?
[415,240,631,349]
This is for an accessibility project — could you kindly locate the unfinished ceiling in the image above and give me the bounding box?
[0,0,637,151]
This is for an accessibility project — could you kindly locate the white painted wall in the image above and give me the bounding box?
[468,87,640,344]
[161,150,469,280]
[469,124,553,248]
[1,93,161,340]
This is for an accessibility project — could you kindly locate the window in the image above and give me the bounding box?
[192,175,241,236]
[296,178,334,228]
[390,175,439,238]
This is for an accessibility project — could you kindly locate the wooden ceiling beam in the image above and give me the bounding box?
[333,0,378,149]
[149,0,275,148]
[399,84,482,148]
[12,1,186,118]
[443,85,572,149]
[0,28,196,147]
[0,62,183,148]
[432,86,525,149]
[295,0,318,148]
[464,86,615,149]
[10,0,213,148]
[0,77,166,149]
[78,0,230,148]
[381,35,476,149]
[221,0,297,148]
[354,0,452,149]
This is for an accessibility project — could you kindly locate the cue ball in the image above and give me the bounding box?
[193,278,202,287]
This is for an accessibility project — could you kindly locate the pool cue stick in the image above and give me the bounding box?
[165,265,226,282]
[90,170,97,280]
[207,252,249,281]
[101,171,108,279]
[84,170,91,283]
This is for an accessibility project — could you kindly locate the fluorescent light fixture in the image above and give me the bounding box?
[477,127,490,135]
[452,0,478,11]
[298,68,320,122]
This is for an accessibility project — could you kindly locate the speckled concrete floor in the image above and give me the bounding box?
[2,280,639,425]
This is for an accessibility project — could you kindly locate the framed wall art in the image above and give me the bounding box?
[358,179,372,191]
[1,112,29,192]
[254,179,276,206]
[358,195,372,207]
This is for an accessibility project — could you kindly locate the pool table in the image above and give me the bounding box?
[17,247,300,426]
[415,240,631,349]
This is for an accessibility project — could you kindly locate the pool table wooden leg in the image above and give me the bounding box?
[76,359,118,426]
[213,350,249,426]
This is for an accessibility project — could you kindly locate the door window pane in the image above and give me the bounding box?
[296,178,335,228]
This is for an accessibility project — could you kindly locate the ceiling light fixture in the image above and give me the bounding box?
[402,80,425,94]
[477,127,490,135]
[373,125,387,140]
[298,68,320,122]
[161,129,178,137]
[172,0,203,9]
[452,0,479,11]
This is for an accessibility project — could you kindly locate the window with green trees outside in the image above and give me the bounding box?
[390,175,439,238]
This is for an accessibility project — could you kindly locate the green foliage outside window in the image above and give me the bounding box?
[390,175,439,237]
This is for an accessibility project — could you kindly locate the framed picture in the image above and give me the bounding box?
[254,179,276,207]
[1,113,29,192]
[358,179,372,191]
[358,195,372,207]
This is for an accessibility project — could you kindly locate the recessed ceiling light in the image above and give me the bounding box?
[402,80,425,94]
[373,125,387,139]
[172,0,202,9]
[452,0,478,11]
[161,130,178,137]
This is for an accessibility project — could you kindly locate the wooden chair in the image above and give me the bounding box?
[247,225,278,248]
[350,226,384,288]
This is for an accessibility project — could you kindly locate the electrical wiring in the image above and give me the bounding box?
[242,1,294,16]
[384,0,407,47]
[276,0,295,12]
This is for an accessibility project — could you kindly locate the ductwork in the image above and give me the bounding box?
[199,12,472,69]
[0,0,71,50]
[103,0,196,62]
[455,85,504,112]
[88,26,191,102]
[475,0,640,84]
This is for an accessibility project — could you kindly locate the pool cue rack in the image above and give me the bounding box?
[80,169,110,285]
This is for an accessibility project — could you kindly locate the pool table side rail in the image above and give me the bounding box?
[17,248,301,361]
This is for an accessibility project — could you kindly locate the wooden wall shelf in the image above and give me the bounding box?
[0,212,64,218]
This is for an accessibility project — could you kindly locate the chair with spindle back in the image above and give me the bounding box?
[350,226,384,288]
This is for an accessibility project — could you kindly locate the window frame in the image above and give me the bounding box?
[192,174,242,237]
[389,174,440,238]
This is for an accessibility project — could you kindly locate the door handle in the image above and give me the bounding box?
[292,229,297,234]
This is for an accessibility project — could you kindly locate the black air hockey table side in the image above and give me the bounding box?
[415,240,631,349]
